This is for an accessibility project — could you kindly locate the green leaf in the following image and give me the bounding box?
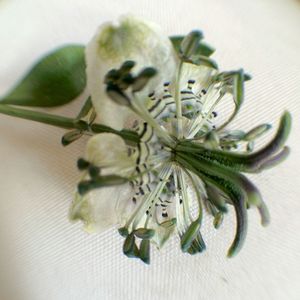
[1,45,86,107]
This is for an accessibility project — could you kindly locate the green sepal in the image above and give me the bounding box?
[134,228,155,239]
[139,239,150,264]
[61,130,83,146]
[1,45,86,107]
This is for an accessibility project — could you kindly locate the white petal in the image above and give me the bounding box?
[86,133,129,169]
[85,15,177,130]
[69,184,132,233]
[69,133,136,233]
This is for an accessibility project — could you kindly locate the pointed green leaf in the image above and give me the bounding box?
[1,45,86,107]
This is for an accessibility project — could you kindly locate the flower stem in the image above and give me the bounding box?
[0,104,140,143]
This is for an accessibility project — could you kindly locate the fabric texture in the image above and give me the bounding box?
[0,0,299,299]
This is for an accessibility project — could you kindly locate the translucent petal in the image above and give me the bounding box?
[69,184,132,233]
[85,15,177,130]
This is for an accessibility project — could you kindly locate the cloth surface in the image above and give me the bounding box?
[0,0,300,299]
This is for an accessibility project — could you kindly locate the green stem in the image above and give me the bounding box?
[0,104,140,143]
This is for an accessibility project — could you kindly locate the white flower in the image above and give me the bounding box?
[70,15,291,263]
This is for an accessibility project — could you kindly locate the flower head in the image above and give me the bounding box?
[70,16,291,264]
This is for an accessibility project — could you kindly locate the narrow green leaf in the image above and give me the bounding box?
[1,45,86,107]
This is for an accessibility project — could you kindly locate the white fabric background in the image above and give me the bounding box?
[0,0,300,299]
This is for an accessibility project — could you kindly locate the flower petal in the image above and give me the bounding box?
[85,15,177,130]
[69,184,132,233]
[69,133,136,233]
[86,132,130,170]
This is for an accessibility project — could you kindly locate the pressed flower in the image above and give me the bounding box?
[69,15,291,264]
